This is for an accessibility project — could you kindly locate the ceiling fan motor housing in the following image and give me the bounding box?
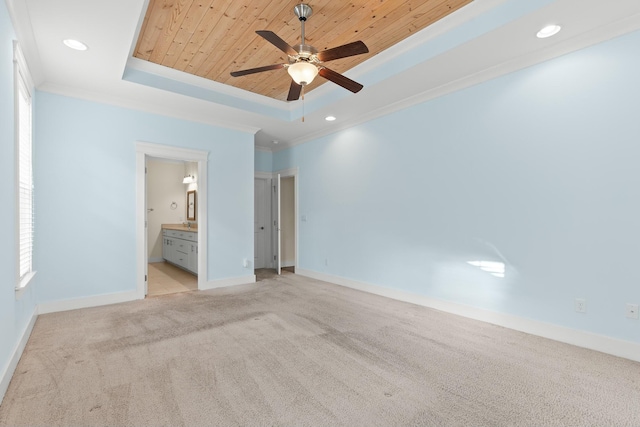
[293,44,318,61]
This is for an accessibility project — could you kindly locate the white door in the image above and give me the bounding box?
[254,178,268,269]
[144,160,149,296]
[276,174,281,274]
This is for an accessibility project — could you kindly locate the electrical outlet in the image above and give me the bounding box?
[243,258,250,268]
[574,298,586,313]
[626,303,639,320]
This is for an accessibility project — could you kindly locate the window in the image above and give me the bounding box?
[14,42,35,292]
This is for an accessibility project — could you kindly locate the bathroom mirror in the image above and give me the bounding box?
[187,190,196,221]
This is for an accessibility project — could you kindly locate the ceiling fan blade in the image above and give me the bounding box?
[287,81,303,101]
[230,63,284,77]
[256,30,298,56]
[318,67,364,93]
[317,41,369,62]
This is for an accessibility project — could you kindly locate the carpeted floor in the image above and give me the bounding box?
[1,272,639,426]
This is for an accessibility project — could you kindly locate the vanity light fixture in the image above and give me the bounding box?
[325,116,336,121]
[536,24,561,39]
[182,175,196,184]
[63,39,88,51]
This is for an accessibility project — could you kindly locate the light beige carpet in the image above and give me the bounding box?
[1,272,639,426]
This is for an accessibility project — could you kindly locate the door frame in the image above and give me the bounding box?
[273,167,298,272]
[136,141,209,299]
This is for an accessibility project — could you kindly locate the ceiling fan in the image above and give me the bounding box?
[230,3,369,101]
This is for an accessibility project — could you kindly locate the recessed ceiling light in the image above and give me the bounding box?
[272,140,279,144]
[536,24,561,39]
[325,116,336,121]
[63,39,88,51]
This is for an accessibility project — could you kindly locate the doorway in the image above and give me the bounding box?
[280,176,296,273]
[254,169,298,279]
[254,176,272,270]
[146,157,199,296]
[135,142,208,299]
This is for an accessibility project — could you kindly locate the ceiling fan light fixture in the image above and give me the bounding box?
[287,61,318,86]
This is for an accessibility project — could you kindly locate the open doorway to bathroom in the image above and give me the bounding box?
[146,157,199,296]
[136,141,208,300]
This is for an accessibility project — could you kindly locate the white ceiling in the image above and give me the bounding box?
[6,0,640,151]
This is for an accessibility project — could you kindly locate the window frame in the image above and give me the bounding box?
[14,41,36,297]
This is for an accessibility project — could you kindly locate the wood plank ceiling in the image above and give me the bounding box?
[134,0,473,101]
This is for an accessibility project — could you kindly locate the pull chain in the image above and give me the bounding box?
[302,85,305,122]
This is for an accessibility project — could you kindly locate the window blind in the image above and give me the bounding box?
[17,73,33,281]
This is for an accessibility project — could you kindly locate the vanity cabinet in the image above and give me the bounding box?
[162,229,198,275]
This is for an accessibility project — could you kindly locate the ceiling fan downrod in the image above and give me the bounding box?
[294,4,313,45]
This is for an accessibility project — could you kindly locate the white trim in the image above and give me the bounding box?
[274,168,299,270]
[0,307,37,405]
[136,141,209,161]
[38,291,139,315]
[15,271,36,299]
[13,41,34,90]
[126,57,290,111]
[201,275,256,291]
[281,260,295,268]
[136,141,209,298]
[148,257,164,263]
[254,171,272,180]
[38,82,261,135]
[302,0,511,104]
[4,1,44,85]
[14,41,36,295]
[296,269,640,363]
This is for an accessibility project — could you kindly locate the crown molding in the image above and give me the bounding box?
[125,57,291,112]
[301,0,512,105]
[278,13,640,151]
[4,0,45,86]
[37,81,261,135]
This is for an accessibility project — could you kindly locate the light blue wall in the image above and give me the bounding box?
[274,30,640,343]
[0,0,38,393]
[255,149,273,172]
[35,92,254,303]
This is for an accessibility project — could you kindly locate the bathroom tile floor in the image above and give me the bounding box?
[147,262,197,297]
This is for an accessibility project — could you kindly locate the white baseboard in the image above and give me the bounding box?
[38,290,140,315]
[281,260,295,268]
[297,269,640,363]
[0,307,38,405]
[201,275,256,291]
[148,257,164,263]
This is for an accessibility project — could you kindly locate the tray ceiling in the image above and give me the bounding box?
[134,0,472,101]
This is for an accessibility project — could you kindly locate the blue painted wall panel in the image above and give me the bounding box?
[0,0,38,391]
[274,30,640,343]
[34,92,254,302]
[255,149,273,172]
